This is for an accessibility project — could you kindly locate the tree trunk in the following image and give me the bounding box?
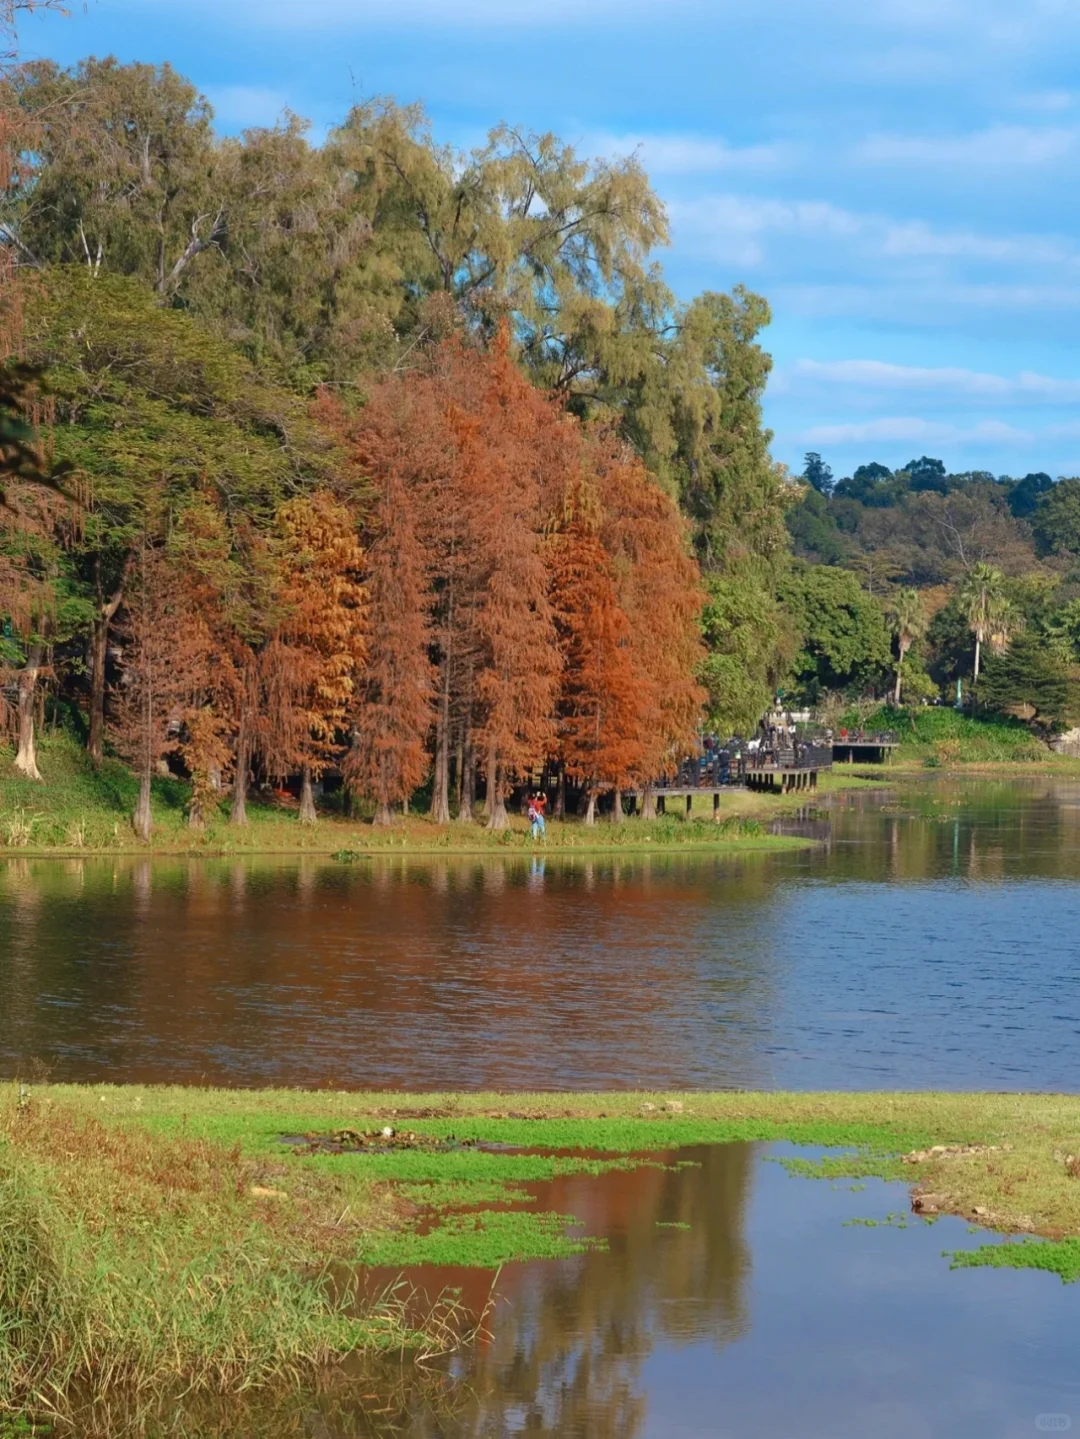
[88,614,108,767]
[584,789,597,826]
[133,765,153,842]
[641,783,656,821]
[88,556,130,768]
[611,786,624,822]
[298,764,317,825]
[230,724,251,826]
[894,640,908,706]
[554,767,566,820]
[973,633,982,682]
[481,739,496,818]
[14,644,44,781]
[486,757,509,831]
[457,731,474,822]
[373,800,393,827]
[430,675,451,823]
[430,732,450,822]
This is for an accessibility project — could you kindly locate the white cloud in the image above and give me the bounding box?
[790,359,1080,402]
[670,194,1079,272]
[857,124,1080,166]
[586,132,793,176]
[799,417,1033,445]
[1013,90,1076,113]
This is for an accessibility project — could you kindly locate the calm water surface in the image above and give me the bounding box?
[354,1143,1080,1439]
[3,776,1080,1089]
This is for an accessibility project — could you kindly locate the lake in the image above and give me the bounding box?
[3,776,1080,1090]
[5,775,1080,1436]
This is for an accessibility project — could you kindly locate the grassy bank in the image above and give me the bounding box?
[0,732,821,858]
[841,703,1080,769]
[5,1084,1080,1431]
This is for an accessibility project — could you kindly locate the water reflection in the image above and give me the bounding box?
[3,777,1080,1089]
[114,1143,1080,1439]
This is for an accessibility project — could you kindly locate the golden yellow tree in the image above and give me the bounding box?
[276,490,368,824]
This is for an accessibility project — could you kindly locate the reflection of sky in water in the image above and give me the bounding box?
[631,1150,1080,1439]
[1,778,1080,1089]
[353,1144,1080,1439]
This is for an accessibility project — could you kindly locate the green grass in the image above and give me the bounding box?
[0,733,807,858]
[841,704,1059,767]
[950,1236,1080,1281]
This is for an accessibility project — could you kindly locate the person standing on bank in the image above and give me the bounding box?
[528,792,547,840]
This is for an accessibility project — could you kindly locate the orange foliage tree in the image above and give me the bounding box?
[343,464,434,824]
[276,490,368,823]
[550,489,646,824]
[110,538,214,840]
[590,440,707,816]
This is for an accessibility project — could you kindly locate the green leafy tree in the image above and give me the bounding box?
[1008,471,1052,519]
[1032,478,1080,557]
[786,486,849,565]
[979,631,1074,733]
[18,267,331,765]
[4,58,224,293]
[779,564,892,700]
[887,587,927,704]
[801,452,832,494]
[699,571,794,733]
[904,456,948,494]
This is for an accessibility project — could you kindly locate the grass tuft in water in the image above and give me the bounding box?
[950,1237,1080,1283]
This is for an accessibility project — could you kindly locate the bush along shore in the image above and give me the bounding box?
[6,1084,1080,1433]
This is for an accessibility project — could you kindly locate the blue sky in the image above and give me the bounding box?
[17,0,1080,480]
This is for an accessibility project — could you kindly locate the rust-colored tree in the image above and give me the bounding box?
[551,490,646,824]
[343,466,434,825]
[276,490,368,823]
[110,539,213,840]
[453,406,561,828]
[591,441,707,816]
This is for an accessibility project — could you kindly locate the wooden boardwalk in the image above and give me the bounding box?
[831,740,898,764]
[743,765,822,793]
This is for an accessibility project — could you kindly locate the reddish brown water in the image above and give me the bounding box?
[4,777,1080,1090]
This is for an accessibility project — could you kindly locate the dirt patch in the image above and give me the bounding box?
[281,1127,483,1155]
[902,1143,1008,1164]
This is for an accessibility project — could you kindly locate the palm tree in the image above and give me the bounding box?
[959,563,1006,682]
[887,587,926,705]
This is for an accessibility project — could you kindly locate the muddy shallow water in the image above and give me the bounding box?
[3,777,1080,1089]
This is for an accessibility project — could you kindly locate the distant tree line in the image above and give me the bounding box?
[786,452,1080,730]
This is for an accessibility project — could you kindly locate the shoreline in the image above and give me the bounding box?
[9,724,1080,860]
[6,1081,1080,1430]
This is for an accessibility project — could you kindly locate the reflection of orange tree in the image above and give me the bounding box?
[0,851,789,1087]
[444,1143,754,1439]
